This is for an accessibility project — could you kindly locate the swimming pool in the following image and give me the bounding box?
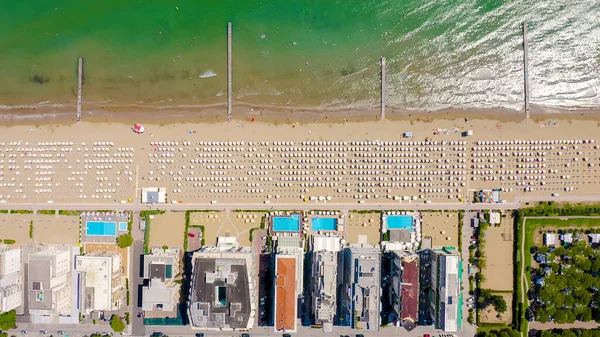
[273,214,300,232]
[86,221,117,236]
[311,217,337,231]
[118,222,128,231]
[386,216,413,231]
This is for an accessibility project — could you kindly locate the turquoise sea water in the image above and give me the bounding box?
[1,0,599,110]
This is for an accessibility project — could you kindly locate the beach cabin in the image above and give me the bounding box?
[141,187,166,204]
[589,233,600,245]
[561,233,573,245]
[489,212,501,225]
[544,233,557,247]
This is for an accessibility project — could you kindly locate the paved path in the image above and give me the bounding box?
[520,215,527,337]
[530,321,600,330]
[9,323,451,337]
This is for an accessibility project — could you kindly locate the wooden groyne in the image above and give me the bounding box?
[227,22,233,122]
[381,57,387,120]
[523,22,530,120]
[77,57,83,122]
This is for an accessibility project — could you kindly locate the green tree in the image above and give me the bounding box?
[0,310,16,330]
[491,295,507,314]
[536,308,550,323]
[110,315,126,333]
[117,234,133,248]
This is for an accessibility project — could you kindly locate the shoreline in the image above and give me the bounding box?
[1,102,600,127]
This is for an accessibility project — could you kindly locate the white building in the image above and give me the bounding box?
[28,248,72,316]
[431,251,460,332]
[0,247,22,312]
[311,235,341,332]
[141,187,166,204]
[544,233,557,246]
[75,253,123,313]
[489,212,501,225]
[142,247,180,312]
[342,244,381,331]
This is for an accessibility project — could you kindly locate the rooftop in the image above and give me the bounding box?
[189,255,252,330]
[142,278,178,311]
[313,251,337,324]
[348,245,381,330]
[439,254,459,332]
[275,255,297,332]
[400,256,419,321]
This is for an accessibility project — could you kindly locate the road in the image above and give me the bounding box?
[520,216,528,337]
[5,194,600,213]
[9,323,450,337]
[460,211,477,337]
[0,201,520,212]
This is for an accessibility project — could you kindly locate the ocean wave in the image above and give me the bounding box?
[199,70,217,78]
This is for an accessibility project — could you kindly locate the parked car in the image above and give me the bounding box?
[283,334,292,337]
[57,331,64,335]
[40,331,48,335]
[467,303,475,308]
[467,297,475,303]
[188,233,195,238]
[241,334,251,337]
[20,330,27,334]
[195,333,204,337]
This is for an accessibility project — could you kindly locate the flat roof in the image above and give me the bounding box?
[440,254,459,332]
[400,258,419,321]
[275,256,297,332]
[189,257,251,329]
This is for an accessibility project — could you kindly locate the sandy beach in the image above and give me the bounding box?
[0,108,598,205]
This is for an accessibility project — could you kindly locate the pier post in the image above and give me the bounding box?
[381,57,386,120]
[227,22,233,122]
[523,22,530,120]
[77,57,83,122]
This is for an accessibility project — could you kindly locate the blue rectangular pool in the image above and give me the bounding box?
[386,216,413,231]
[118,222,128,231]
[273,214,300,232]
[86,221,117,236]
[311,217,337,231]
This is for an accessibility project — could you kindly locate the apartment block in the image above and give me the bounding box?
[188,240,254,331]
[342,244,381,331]
[75,253,123,313]
[0,247,22,312]
[28,248,72,317]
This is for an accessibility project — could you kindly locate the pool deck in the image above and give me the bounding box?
[270,212,302,233]
[80,212,130,244]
